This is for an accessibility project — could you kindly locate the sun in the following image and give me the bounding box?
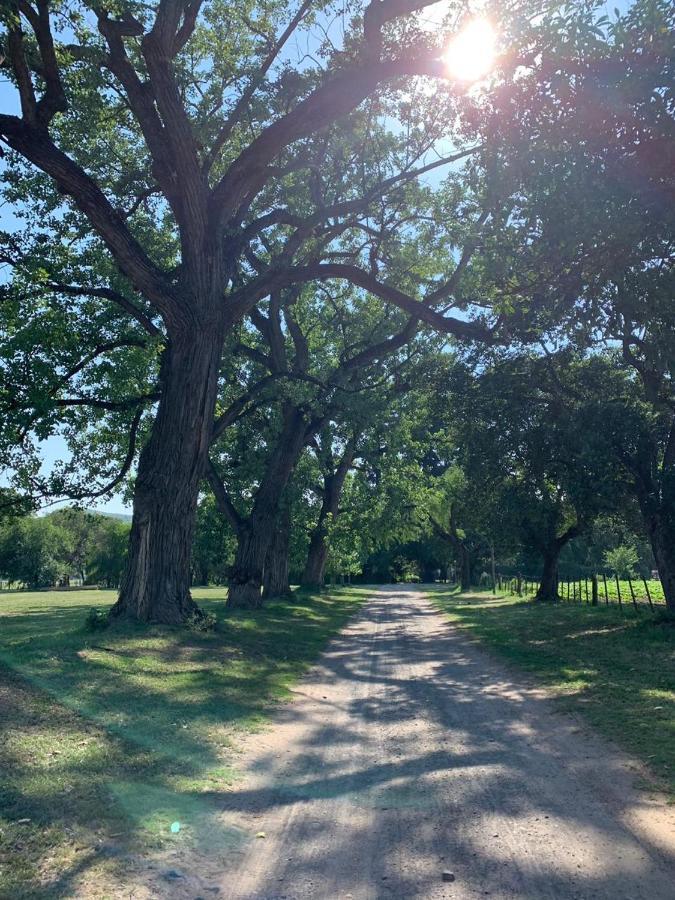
[443,18,497,83]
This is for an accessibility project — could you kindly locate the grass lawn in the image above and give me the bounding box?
[429,588,675,795]
[0,585,370,898]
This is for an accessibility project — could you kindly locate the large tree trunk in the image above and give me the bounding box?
[535,546,562,602]
[302,527,331,589]
[110,328,223,624]
[644,511,675,611]
[262,504,291,600]
[458,542,471,591]
[228,406,308,608]
[302,440,355,588]
[534,520,584,603]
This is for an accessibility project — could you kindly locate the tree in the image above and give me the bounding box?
[425,467,474,590]
[0,515,68,587]
[47,507,97,582]
[87,517,131,588]
[440,353,634,601]
[604,545,639,580]
[1,0,526,622]
[475,0,675,603]
[301,428,357,588]
[191,495,236,586]
[206,275,439,606]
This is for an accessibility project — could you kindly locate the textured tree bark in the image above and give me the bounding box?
[534,512,586,602]
[632,452,675,611]
[535,547,562,602]
[302,527,331,589]
[227,520,271,609]
[262,504,291,600]
[110,328,223,624]
[302,442,355,588]
[228,406,308,608]
[645,512,675,611]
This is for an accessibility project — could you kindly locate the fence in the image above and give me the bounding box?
[495,573,666,610]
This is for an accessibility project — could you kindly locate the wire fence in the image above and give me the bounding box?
[495,573,666,611]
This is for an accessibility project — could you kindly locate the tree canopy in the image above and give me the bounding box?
[1,0,674,615]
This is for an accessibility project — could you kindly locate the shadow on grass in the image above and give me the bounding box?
[428,587,675,793]
[168,588,675,900]
[0,585,371,898]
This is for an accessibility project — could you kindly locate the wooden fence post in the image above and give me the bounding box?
[628,578,638,612]
[642,577,654,612]
[591,574,598,606]
[584,578,589,603]
[615,573,622,609]
[602,573,609,604]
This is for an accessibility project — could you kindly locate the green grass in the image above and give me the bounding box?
[429,588,675,795]
[503,578,666,605]
[0,585,369,898]
[556,578,666,606]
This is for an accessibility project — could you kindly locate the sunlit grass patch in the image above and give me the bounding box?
[0,584,368,897]
[428,587,675,795]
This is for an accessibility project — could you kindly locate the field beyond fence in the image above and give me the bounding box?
[495,575,666,610]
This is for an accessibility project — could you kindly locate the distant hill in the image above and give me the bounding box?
[95,511,133,523]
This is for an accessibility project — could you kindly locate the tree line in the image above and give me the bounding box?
[0,0,673,619]
[0,506,129,589]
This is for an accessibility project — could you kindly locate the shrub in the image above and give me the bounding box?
[604,544,639,579]
[185,610,217,632]
[84,607,108,631]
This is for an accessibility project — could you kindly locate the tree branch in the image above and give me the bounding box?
[54,340,148,391]
[66,406,144,501]
[210,55,446,228]
[203,0,313,173]
[291,263,495,341]
[204,458,243,531]
[0,117,183,326]
[55,392,159,411]
[46,282,162,337]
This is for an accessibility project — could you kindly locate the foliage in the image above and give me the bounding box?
[184,609,218,633]
[0,508,130,588]
[0,515,69,588]
[83,607,108,632]
[191,495,236,585]
[604,544,640,580]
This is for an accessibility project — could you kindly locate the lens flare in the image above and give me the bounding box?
[444,19,496,82]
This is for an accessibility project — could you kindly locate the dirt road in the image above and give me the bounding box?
[174,587,675,899]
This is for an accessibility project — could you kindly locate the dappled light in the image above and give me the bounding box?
[1,0,674,895]
[175,588,674,898]
[0,586,369,895]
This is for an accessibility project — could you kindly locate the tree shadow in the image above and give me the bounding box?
[181,589,675,899]
[0,588,367,897]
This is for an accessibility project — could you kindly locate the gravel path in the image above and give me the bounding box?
[171,587,675,899]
